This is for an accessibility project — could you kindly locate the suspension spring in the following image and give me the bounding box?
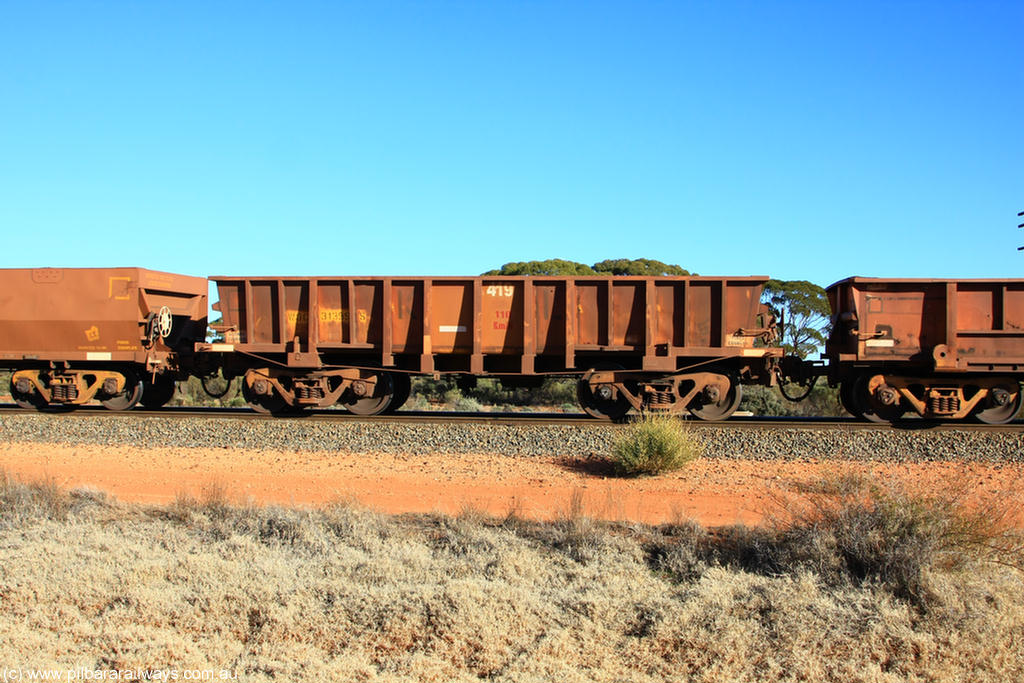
[295,384,324,401]
[645,388,673,411]
[51,383,78,401]
[928,394,959,416]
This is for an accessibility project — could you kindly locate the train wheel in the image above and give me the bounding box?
[687,381,743,421]
[10,377,47,411]
[242,380,287,414]
[343,373,394,416]
[384,374,412,414]
[139,376,177,409]
[839,380,863,419]
[101,372,144,411]
[577,365,632,420]
[853,375,905,424]
[973,381,1022,425]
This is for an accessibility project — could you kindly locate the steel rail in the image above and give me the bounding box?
[1,403,1022,431]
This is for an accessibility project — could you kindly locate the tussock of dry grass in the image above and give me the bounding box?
[1,469,1023,681]
[610,415,702,476]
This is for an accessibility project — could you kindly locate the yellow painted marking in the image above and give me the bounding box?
[84,326,100,342]
[108,276,132,300]
[319,308,344,323]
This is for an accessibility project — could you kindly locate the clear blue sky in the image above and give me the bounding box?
[1,1,1021,287]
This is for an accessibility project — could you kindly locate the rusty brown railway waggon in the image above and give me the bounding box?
[825,277,1024,424]
[200,275,782,419]
[0,268,209,410]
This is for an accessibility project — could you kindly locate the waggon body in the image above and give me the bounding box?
[203,275,781,418]
[825,277,1024,423]
[0,267,208,409]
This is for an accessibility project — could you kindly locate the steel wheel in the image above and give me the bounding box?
[139,376,177,409]
[974,381,1022,425]
[384,373,412,414]
[242,380,287,414]
[10,377,46,411]
[101,372,144,411]
[343,373,394,416]
[853,375,905,424]
[839,380,863,419]
[688,381,743,421]
[577,365,632,420]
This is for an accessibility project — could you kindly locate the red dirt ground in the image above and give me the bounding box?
[2,441,1022,526]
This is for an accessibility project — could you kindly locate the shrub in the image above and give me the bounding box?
[762,472,1024,607]
[609,415,702,476]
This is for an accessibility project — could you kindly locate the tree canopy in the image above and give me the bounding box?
[592,259,690,276]
[482,260,596,276]
[483,258,689,277]
[762,280,831,358]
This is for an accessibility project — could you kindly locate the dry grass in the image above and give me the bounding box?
[1,469,1023,681]
[609,414,702,476]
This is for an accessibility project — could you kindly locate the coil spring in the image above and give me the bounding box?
[928,395,960,415]
[646,389,673,411]
[295,385,324,400]
[51,383,78,401]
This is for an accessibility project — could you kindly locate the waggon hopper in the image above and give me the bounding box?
[201,275,783,419]
[0,268,208,410]
[824,277,1024,424]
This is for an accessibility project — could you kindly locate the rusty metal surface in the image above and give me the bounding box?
[0,267,208,366]
[208,275,779,374]
[826,277,1024,372]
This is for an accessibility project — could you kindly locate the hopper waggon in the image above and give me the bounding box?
[0,268,208,410]
[822,278,1024,424]
[201,275,781,419]
[1,268,1022,424]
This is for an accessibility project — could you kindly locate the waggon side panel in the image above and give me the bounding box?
[825,278,1024,373]
[0,267,207,365]
[210,275,777,374]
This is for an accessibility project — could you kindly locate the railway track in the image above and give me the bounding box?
[1,402,1021,432]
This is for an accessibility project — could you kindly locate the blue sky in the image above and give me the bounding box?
[1,1,1021,287]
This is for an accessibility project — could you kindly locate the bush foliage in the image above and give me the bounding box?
[610,415,702,476]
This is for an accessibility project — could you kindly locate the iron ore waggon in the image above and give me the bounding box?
[824,277,1024,424]
[2,267,1022,423]
[202,275,782,419]
[0,268,208,410]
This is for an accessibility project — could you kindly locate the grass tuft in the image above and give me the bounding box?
[0,468,71,527]
[609,414,702,476]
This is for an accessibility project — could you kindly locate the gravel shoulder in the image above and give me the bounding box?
[2,412,1022,526]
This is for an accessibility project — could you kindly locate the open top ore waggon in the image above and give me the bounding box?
[202,275,782,419]
[2,267,1022,423]
[820,277,1024,424]
[0,268,208,410]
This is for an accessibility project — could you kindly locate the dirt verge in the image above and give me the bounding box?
[2,441,1021,526]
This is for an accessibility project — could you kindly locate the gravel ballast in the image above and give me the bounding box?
[1,412,1022,462]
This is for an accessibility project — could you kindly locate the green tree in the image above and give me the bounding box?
[762,279,831,358]
[483,258,692,277]
[483,260,596,276]
[592,258,690,276]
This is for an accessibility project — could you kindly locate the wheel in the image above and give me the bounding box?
[10,377,47,411]
[687,380,743,421]
[577,365,632,420]
[242,380,288,414]
[853,375,905,424]
[384,373,412,414]
[974,381,1022,425]
[101,371,144,411]
[342,373,394,416]
[139,376,177,409]
[839,380,863,419]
